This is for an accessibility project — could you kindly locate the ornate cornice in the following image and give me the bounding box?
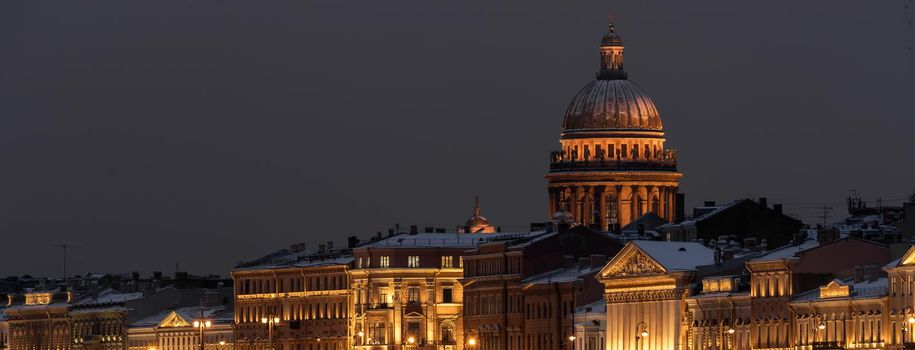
[605,288,686,303]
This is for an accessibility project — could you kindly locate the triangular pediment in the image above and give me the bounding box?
[899,246,915,267]
[158,311,192,328]
[599,242,667,278]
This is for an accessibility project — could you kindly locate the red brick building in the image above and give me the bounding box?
[461,226,622,350]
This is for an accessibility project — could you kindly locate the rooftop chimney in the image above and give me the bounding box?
[759,197,768,208]
[675,193,686,223]
[409,225,418,235]
[424,226,434,233]
[589,254,608,269]
[348,236,360,248]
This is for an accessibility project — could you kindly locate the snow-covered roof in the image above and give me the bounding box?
[792,277,887,303]
[74,289,143,305]
[750,238,819,263]
[235,256,354,271]
[575,298,606,314]
[522,265,601,285]
[130,305,233,328]
[632,240,715,272]
[359,232,542,249]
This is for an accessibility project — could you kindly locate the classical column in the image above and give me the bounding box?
[615,185,624,231]
[585,186,596,226]
[548,188,557,217]
[646,185,655,215]
[672,186,680,222]
[630,185,640,224]
[598,186,609,231]
[574,186,585,222]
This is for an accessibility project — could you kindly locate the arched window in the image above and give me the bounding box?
[441,322,455,344]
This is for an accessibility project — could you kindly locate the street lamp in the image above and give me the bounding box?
[721,320,734,350]
[261,316,281,350]
[466,337,477,349]
[194,319,212,350]
[568,335,576,350]
[635,322,647,350]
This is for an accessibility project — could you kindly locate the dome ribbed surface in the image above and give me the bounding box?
[562,79,663,131]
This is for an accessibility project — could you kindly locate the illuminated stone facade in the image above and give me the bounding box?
[596,232,908,350]
[545,22,681,231]
[598,241,715,350]
[4,290,130,350]
[127,307,234,350]
[350,233,473,350]
[232,255,353,350]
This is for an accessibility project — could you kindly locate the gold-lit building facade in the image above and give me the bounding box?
[349,233,473,350]
[545,22,681,232]
[596,232,913,350]
[127,307,234,350]
[3,290,131,350]
[232,253,353,350]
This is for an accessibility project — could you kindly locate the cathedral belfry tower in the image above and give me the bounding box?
[545,21,682,232]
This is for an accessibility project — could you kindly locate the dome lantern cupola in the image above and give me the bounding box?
[598,21,627,80]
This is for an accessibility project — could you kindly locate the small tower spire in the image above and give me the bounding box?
[473,195,481,217]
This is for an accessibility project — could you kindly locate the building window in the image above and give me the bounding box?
[459,257,464,268]
[407,322,420,340]
[442,287,453,303]
[441,323,455,344]
[408,287,420,303]
[356,258,362,269]
[380,256,390,268]
[408,256,419,268]
[368,322,386,344]
[442,256,453,268]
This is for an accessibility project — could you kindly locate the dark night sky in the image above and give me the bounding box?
[1,1,913,277]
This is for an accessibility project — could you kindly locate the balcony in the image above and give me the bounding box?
[549,159,677,172]
[548,149,677,173]
[812,341,844,350]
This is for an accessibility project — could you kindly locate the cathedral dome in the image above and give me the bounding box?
[562,79,662,132]
[561,21,663,133]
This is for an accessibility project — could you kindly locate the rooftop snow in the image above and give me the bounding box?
[750,238,819,263]
[359,232,541,249]
[632,240,715,271]
[522,265,601,285]
[792,277,887,302]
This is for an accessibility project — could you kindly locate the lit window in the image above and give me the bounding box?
[459,257,464,268]
[408,256,420,268]
[408,287,419,303]
[356,258,362,269]
[380,256,390,268]
[441,256,453,268]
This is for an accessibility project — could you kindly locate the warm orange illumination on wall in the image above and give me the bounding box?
[819,280,851,299]
[24,292,52,305]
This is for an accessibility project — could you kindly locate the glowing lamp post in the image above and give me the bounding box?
[261,316,281,350]
[635,322,648,350]
[193,320,212,350]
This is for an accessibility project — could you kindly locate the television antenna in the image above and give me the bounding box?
[51,244,82,288]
